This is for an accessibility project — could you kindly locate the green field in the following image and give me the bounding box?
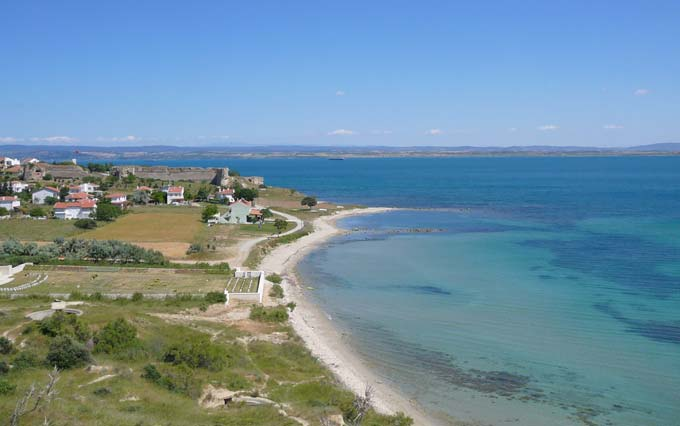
[0,218,80,241]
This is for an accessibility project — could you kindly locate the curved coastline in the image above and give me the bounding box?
[259,207,446,426]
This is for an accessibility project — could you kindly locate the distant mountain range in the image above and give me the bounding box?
[1,143,680,161]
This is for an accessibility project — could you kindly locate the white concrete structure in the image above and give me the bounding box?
[216,189,235,203]
[1,157,20,168]
[22,157,40,165]
[226,268,265,303]
[0,196,20,212]
[162,185,184,204]
[11,181,29,193]
[105,193,127,206]
[69,183,98,194]
[54,200,96,219]
[32,187,60,204]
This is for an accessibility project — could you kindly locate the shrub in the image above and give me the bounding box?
[0,361,9,375]
[0,336,13,355]
[249,305,289,323]
[29,207,45,217]
[95,204,122,221]
[201,204,219,223]
[286,302,296,312]
[162,335,226,371]
[94,318,140,355]
[266,273,282,284]
[74,218,97,229]
[0,207,8,217]
[186,243,202,255]
[46,336,92,369]
[92,387,112,397]
[204,292,226,304]
[12,351,40,369]
[0,379,16,395]
[141,364,162,383]
[38,311,92,342]
[269,284,284,299]
[131,292,144,302]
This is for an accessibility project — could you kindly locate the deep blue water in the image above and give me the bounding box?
[118,156,680,425]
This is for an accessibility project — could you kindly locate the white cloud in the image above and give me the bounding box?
[370,130,393,135]
[0,137,20,143]
[603,124,624,130]
[537,125,559,131]
[327,129,356,136]
[29,136,78,143]
[634,88,650,96]
[335,90,346,96]
[425,129,443,135]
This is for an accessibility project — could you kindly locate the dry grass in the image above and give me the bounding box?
[82,206,204,243]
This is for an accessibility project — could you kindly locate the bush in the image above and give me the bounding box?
[0,207,8,217]
[269,284,284,299]
[141,364,162,383]
[162,335,226,371]
[0,336,13,355]
[131,292,144,302]
[204,292,226,304]
[29,207,45,217]
[0,361,9,375]
[186,243,202,255]
[46,336,92,369]
[12,351,40,370]
[286,302,296,312]
[94,318,140,355]
[38,311,91,342]
[0,379,16,395]
[74,218,97,229]
[95,203,122,221]
[266,273,282,284]
[201,204,219,223]
[249,305,289,323]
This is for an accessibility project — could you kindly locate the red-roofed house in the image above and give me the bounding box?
[136,186,153,192]
[216,188,235,203]
[54,200,97,220]
[0,196,20,211]
[32,187,60,204]
[162,185,184,204]
[65,192,93,202]
[105,193,127,206]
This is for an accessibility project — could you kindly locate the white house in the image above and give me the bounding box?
[216,189,235,203]
[1,157,20,168]
[0,196,20,212]
[105,193,127,207]
[65,192,93,202]
[162,186,184,204]
[69,183,98,194]
[11,181,29,193]
[32,187,60,204]
[53,200,97,220]
[21,157,40,165]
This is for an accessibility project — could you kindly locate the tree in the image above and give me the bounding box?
[130,190,150,205]
[0,207,8,217]
[45,336,92,369]
[9,367,60,426]
[73,219,97,229]
[274,218,288,234]
[234,187,258,202]
[150,191,166,204]
[261,208,273,218]
[44,196,57,206]
[29,207,45,218]
[59,187,69,202]
[196,187,210,201]
[301,196,317,209]
[95,204,122,221]
[201,204,219,222]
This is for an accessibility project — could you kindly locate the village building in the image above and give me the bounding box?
[21,157,40,165]
[1,157,20,169]
[69,183,98,194]
[53,200,97,220]
[0,196,20,212]
[32,187,60,204]
[105,193,127,207]
[136,185,153,192]
[224,199,261,224]
[65,192,93,202]
[11,181,30,193]
[216,188,235,203]
[162,185,184,204]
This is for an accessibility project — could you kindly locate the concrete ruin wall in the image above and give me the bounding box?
[112,166,229,186]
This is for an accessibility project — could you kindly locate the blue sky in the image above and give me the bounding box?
[1,0,678,147]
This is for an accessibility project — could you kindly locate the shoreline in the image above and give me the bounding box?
[259,207,443,426]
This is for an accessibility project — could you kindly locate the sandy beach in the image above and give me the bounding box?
[259,207,441,426]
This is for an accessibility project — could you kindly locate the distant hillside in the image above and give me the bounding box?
[1,142,679,161]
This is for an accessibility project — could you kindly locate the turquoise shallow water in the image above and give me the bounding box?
[115,156,680,425]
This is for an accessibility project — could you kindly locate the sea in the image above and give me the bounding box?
[111,156,680,425]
